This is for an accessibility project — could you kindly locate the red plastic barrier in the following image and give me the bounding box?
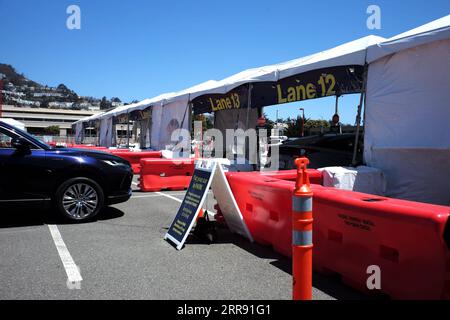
[225,171,450,299]
[312,187,450,300]
[110,151,162,174]
[71,145,108,151]
[139,158,195,192]
[243,169,323,185]
[225,171,295,256]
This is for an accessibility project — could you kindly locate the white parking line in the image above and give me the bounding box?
[131,194,184,199]
[47,224,82,284]
[155,192,183,203]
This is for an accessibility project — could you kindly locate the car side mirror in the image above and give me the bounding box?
[11,137,30,152]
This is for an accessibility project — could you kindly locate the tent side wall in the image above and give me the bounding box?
[150,99,190,151]
[98,117,115,148]
[364,39,450,205]
[75,121,84,144]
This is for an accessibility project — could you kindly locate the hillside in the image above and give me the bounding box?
[0,63,124,110]
[0,64,41,87]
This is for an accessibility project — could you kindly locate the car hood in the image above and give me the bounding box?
[48,148,130,163]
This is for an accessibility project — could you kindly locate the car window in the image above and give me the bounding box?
[0,127,41,150]
[0,131,13,149]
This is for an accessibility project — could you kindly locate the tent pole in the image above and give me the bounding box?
[246,83,253,167]
[351,65,368,166]
[335,95,339,115]
[246,83,252,128]
[126,112,130,148]
[188,101,193,155]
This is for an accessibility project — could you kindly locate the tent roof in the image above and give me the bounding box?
[187,35,386,101]
[367,14,450,63]
[75,35,390,125]
[73,111,106,125]
[275,35,385,79]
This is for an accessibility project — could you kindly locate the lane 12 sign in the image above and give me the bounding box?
[191,65,364,114]
[165,159,217,250]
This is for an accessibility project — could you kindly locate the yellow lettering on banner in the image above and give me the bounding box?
[306,83,316,99]
[287,87,296,102]
[209,93,242,112]
[326,74,336,95]
[209,98,217,112]
[318,76,326,96]
[234,93,240,108]
[274,73,340,104]
[277,84,287,104]
[295,85,306,101]
[220,98,227,109]
[216,99,222,110]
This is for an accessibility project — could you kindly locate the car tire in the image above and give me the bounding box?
[55,177,104,221]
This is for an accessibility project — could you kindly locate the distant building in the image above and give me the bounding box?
[88,102,101,111]
[33,92,63,98]
[48,101,73,109]
[271,122,288,136]
[1,90,25,97]
[111,101,124,107]
[0,105,100,136]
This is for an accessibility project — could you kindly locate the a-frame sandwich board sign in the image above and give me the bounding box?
[165,159,217,250]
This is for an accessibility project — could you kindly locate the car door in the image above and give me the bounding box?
[0,127,49,203]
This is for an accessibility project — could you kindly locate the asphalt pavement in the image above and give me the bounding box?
[0,177,368,300]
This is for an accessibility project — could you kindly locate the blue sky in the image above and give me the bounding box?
[1,0,449,124]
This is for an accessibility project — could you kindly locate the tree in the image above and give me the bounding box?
[111,97,122,103]
[100,96,111,110]
[193,114,213,131]
[284,117,330,137]
[40,98,49,108]
[262,112,274,132]
[45,125,60,135]
[284,117,304,137]
[304,119,330,130]
[57,83,69,92]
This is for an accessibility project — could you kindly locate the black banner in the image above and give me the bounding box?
[129,108,151,121]
[191,65,364,114]
[166,167,213,248]
[192,84,249,115]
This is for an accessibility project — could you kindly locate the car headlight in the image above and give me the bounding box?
[101,159,128,167]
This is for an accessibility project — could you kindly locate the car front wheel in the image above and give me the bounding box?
[55,177,104,221]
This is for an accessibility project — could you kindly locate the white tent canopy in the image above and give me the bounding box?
[367,14,450,63]
[73,111,105,125]
[276,35,385,80]
[74,15,449,128]
[186,35,385,101]
[364,15,450,205]
[75,34,387,127]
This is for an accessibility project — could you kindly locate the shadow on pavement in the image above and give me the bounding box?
[0,206,47,228]
[186,224,373,300]
[0,206,125,228]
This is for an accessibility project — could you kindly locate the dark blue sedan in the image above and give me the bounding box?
[0,120,133,221]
